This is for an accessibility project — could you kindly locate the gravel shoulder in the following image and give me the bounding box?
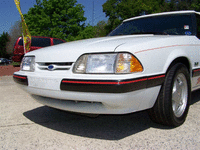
[0,76,200,149]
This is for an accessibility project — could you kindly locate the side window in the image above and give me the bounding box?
[31,38,51,47]
[53,39,64,45]
[18,39,23,46]
[196,15,200,38]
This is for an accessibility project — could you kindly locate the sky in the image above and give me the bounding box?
[0,0,108,35]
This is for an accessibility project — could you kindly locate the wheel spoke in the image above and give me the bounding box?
[172,80,179,103]
[172,73,188,118]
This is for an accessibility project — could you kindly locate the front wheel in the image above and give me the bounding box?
[148,63,191,127]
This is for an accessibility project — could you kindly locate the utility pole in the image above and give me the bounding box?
[92,1,94,26]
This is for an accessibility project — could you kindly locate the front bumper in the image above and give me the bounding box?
[13,73,164,114]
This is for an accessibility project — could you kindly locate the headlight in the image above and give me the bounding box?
[20,56,35,72]
[73,53,143,74]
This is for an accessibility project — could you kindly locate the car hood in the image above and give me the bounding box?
[26,35,191,62]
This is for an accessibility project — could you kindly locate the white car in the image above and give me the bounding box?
[14,10,200,127]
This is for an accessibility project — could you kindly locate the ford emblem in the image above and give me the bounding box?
[48,64,55,71]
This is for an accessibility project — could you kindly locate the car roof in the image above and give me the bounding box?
[18,36,65,41]
[124,10,200,22]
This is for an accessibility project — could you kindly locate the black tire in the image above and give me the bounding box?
[148,63,191,127]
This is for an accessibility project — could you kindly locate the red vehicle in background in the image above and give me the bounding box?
[12,36,65,62]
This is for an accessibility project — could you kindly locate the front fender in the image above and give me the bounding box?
[163,49,192,75]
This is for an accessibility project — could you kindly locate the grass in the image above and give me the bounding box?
[11,62,20,67]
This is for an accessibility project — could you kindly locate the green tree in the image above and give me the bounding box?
[0,32,10,58]
[24,0,86,41]
[74,21,109,40]
[102,0,122,32]
[190,0,200,11]
[164,0,192,11]
[74,25,96,40]
[94,21,108,37]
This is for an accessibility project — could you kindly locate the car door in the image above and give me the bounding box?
[192,14,200,90]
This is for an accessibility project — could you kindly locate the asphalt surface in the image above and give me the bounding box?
[0,76,200,150]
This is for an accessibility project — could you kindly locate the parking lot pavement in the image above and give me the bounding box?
[0,76,200,150]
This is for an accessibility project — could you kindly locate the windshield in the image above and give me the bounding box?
[109,14,194,36]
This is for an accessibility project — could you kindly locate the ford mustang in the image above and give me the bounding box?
[13,10,200,127]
